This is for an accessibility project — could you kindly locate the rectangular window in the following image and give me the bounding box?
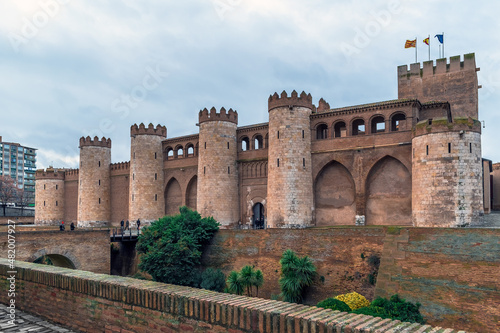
[204,166,206,174]
[303,158,305,167]
[99,198,101,204]
[155,152,157,159]
[155,194,158,201]
[56,184,58,190]
[132,194,134,201]
[56,201,58,206]
[302,130,305,139]
[155,173,157,180]
[227,142,229,149]
[448,143,451,154]
[469,143,472,153]
[277,131,280,139]
[426,145,429,155]
[205,142,207,149]
[99,179,101,186]
[228,166,230,174]
[277,159,280,167]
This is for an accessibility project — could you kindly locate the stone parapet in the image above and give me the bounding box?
[130,123,167,137]
[198,107,238,125]
[0,259,470,333]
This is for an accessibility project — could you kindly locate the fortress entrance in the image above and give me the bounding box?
[252,203,265,229]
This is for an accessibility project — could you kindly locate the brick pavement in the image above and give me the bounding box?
[0,303,78,333]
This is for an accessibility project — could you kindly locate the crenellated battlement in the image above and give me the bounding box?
[64,169,79,177]
[198,107,238,124]
[110,161,130,171]
[268,90,314,112]
[35,168,65,180]
[79,136,111,148]
[130,123,167,137]
[317,98,331,112]
[398,53,477,79]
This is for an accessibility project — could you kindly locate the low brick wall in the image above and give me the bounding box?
[375,227,500,333]
[0,259,465,333]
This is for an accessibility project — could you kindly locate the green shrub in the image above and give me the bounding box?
[200,268,226,292]
[279,249,316,303]
[352,306,391,318]
[354,294,425,324]
[317,298,351,312]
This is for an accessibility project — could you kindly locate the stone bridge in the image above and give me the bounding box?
[0,229,109,274]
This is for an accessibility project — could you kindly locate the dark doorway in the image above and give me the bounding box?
[252,203,265,229]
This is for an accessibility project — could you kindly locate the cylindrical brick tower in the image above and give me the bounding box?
[267,91,314,228]
[197,107,239,228]
[77,136,111,227]
[34,168,65,225]
[412,117,483,227]
[129,123,166,226]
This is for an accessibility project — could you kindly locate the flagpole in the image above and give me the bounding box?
[428,34,430,61]
[442,32,445,58]
[415,36,417,63]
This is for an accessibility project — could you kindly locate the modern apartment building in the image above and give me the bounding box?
[0,136,37,206]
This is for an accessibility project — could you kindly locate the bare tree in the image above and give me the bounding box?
[14,188,32,216]
[0,176,17,216]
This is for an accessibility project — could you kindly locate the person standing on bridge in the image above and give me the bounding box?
[120,219,124,233]
[70,222,75,230]
[125,220,129,230]
[137,219,141,231]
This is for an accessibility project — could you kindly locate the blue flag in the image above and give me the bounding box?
[435,34,444,44]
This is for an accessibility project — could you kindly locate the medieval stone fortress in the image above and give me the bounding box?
[35,53,486,229]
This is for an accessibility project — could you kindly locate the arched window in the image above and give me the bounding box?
[391,113,407,131]
[352,119,365,136]
[241,137,250,151]
[371,116,385,134]
[316,124,328,140]
[186,144,195,157]
[254,135,264,150]
[165,147,174,160]
[176,146,184,158]
[334,121,347,138]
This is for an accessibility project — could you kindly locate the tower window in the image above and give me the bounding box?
[303,158,305,168]
[205,142,207,149]
[56,184,58,190]
[204,166,206,174]
[227,142,229,149]
[44,184,46,190]
[44,201,45,206]
[277,131,280,139]
[98,161,101,167]
[155,152,157,159]
[155,173,157,180]
[302,130,305,139]
[132,194,134,201]
[228,166,230,174]
[99,198,101,204]
[155,194,158,201]
[56,201,58,206]
[426,145,429,155]
[99,179,101,186]
[277,159,280,167]
[470,143,472,153]
[133,152,136,160]
[448,143,451,154]
[133,174,135,180]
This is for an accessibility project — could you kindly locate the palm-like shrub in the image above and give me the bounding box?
[226,266,264,297]
[279,249,316,303]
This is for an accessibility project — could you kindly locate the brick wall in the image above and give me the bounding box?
[202,228,386,303]
[375,227,500,332]
[0,230,110,274]
[0,259,465,333]
[492,163,500,210]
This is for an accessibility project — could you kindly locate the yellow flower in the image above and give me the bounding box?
[334,292,370,310]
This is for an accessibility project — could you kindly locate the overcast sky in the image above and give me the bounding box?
[1,0,499,169]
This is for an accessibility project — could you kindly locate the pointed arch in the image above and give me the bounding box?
[314,161,356,226]
[165,178,182,216]
[186,176,197,210]
[365,156,412,225]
